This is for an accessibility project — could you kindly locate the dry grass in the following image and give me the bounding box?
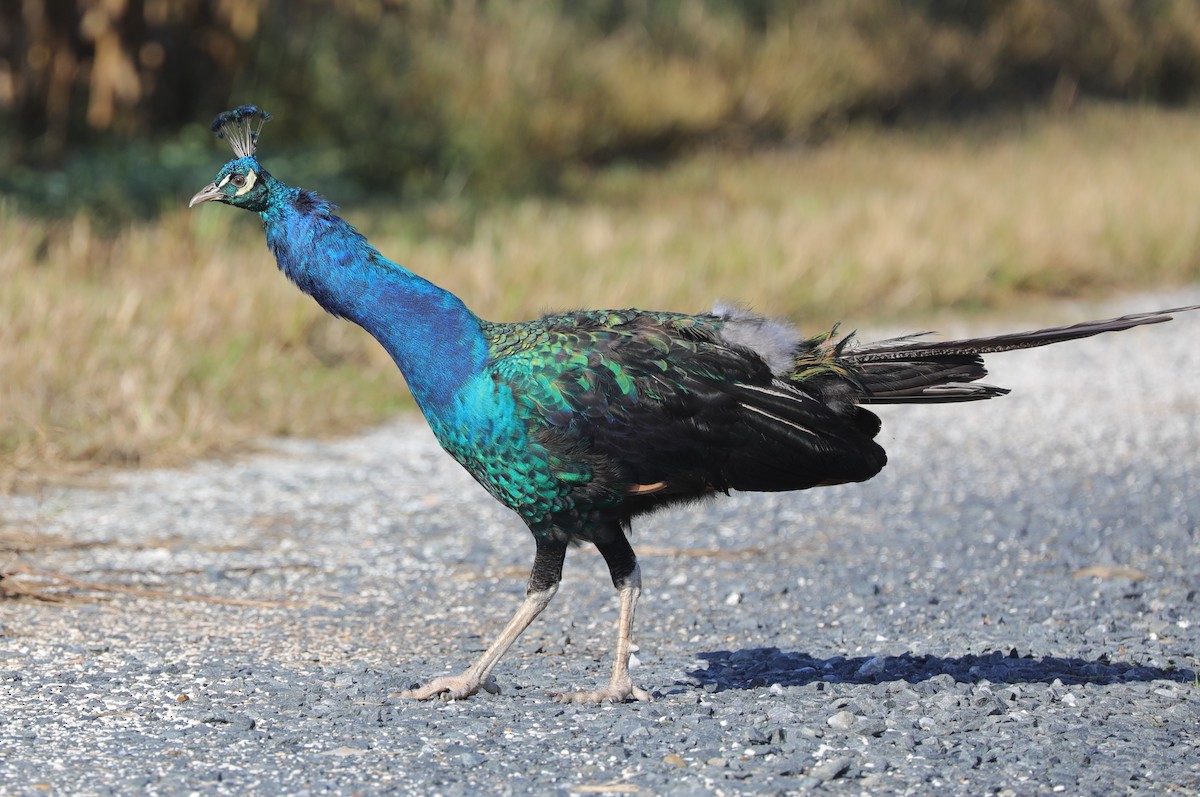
[3,103,1199,487]
[1,209,407,486]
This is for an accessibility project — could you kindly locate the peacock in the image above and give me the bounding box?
[191,106,1197,703]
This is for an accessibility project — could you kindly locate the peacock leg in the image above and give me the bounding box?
[394,537,567,701]
[556,534,652,704]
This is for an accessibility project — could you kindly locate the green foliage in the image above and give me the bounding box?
[9,0,1200,212]
[0,121,374,225]
[0,132,210,225]
[230,0,1200,196]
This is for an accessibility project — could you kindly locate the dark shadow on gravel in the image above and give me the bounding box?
[688,647,1197,692]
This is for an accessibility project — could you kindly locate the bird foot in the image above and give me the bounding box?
[554,679,652,705]
[391,673,500,701]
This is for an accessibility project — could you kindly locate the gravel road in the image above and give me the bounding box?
[2,292,1199,796]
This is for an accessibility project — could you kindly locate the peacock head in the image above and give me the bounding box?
[190,105,273,213]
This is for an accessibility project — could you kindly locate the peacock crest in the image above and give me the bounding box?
[210,105,271,158]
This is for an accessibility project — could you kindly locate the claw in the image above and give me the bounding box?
[554,681,653,704]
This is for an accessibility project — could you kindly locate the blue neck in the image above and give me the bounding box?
[258,180,488,413]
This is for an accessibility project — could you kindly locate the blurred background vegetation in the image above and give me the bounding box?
[9,0,1200,212]
[4,0,1200,483]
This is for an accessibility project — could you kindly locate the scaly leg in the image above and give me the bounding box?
[394,537,566,701]
[556,534,652,704]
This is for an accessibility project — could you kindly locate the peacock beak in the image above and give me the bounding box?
[189,182,223,207]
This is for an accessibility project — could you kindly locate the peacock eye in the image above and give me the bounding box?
[230,174,247,187]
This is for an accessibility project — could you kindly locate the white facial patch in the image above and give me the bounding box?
[234,169,257,196]
[217,174,231,188]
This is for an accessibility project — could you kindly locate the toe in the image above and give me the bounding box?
[553,683,652,704]
[391,683,442,700]
[392,674,486,701]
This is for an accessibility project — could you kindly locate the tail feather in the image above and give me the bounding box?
[843,305,1199,404]
[847,306,1198,363]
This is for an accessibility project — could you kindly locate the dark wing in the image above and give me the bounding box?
[486,310,886,523]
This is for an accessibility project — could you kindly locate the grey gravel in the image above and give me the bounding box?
[3,291,1200,796]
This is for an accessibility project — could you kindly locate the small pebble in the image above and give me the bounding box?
[809,756,852,782]
[827,710,857,730]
